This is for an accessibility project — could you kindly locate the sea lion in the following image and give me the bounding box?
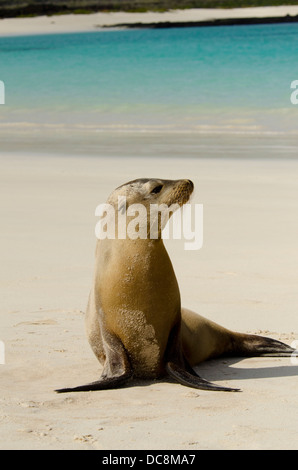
[56,178,295,393]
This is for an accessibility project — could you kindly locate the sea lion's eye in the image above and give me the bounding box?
[151,185,163,194]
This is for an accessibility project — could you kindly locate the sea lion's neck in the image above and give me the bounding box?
[95,237,177,296]
[116,237,164,248]
[113,237,167,260]
[96,237,168,265]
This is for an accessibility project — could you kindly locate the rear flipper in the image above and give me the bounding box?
[166,322,240,392]
[231,333,296,357]
[166,361,240,392]
[166,333,296,392]
[55,329,132,393]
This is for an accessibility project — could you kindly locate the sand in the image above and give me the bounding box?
[1,6,298,449]
[1,146,298,450]
[1,6,298,36]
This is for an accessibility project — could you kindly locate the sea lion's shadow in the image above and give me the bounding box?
[127,357,298,389]
[193,356,298,383]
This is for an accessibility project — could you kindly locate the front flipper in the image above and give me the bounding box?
[166,321,240,392]
[56,329,132,393]
[55,373,131,393]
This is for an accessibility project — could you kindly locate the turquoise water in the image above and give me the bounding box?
[1,23,298,134]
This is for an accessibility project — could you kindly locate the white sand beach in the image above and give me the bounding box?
[1,6,298,450]
[1,147,298,450]
[1,6,298,36]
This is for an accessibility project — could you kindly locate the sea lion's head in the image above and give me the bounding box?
[108,178,194,208]
[105,178,194,240]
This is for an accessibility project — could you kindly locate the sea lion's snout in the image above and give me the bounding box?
[179,179,194,192]
[172,179,194,206]
[186,179,194,191]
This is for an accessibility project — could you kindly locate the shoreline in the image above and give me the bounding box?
[1,6,298,36]
[0,130,297,160]
[118,14,298,29]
